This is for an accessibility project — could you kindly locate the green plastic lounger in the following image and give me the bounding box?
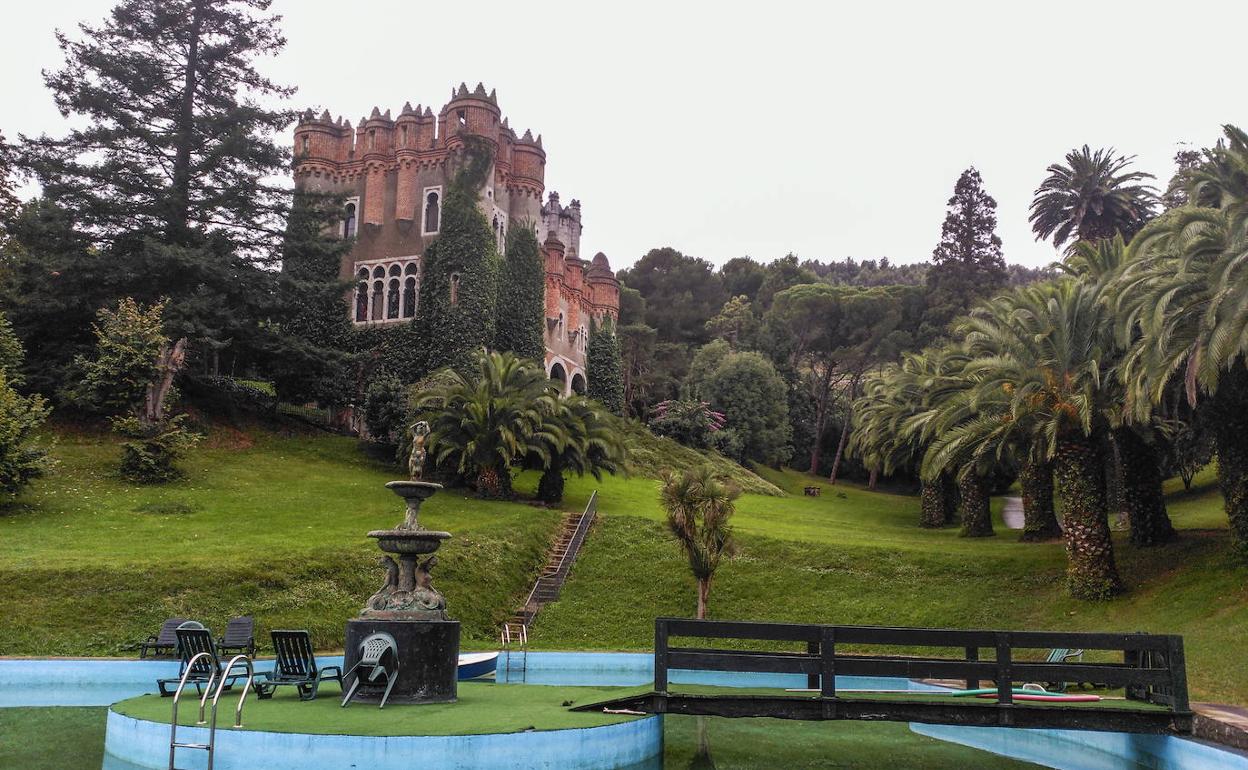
[1043,647,1085,692]
[256,630,343,701]
[156,624,249,697]
[139,617,188,659]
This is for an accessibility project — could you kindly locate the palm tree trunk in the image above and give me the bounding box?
[1113,428,1176,547]
[1053,433,1124,599]
[958,473,994,537]
[868,467,878,491]
[696,578,710,619]
[919,478,948,528]
[476,464,509,499]
[941,472,959,524]
[1212,364,1248,560]
[1019,458,1061,542]
[828,420,850,485]
[536,461,565,505]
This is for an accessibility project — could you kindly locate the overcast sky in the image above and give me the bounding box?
[2,0,1244,270]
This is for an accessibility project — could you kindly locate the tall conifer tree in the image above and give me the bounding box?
[587,318,625,415]
[924,168,1007,333]
[494,225,545,360]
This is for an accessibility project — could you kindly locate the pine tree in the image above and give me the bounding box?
[925,168,1007,333]
[587,317,625,415]
[267,192,356,407]
[0,132,18,248]
[494,224,544,360]
[20,0,292,250]
[411,139,501,375]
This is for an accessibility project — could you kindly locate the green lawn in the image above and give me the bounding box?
[0,426,562,654]
[116,680,643,735]
[0,707,105,770]
[530,465,1248,704]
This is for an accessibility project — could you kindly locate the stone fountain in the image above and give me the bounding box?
[342,421,460,704]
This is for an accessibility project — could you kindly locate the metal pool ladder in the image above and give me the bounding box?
[501,622,528,681]
[168,653,254,770]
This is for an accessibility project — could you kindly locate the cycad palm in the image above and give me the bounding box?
[417,351,559,499]
[1030,145,1158,252]
[957,281,1124,598]
[661,466,737,619]
[532,395,626,505]
[1114,125,1248,556]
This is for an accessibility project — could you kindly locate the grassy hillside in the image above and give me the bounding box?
[532,466,1248,704]
[0,425,561,654]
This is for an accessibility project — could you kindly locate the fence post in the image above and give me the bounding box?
[820,626,836,699]
[965,647,979,691]
[655,617,669,694]
[807,639,820,690]
[1167,635,1189,713]
[995,633,1012,705]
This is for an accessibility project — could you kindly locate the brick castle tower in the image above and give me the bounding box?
[292,82,618,393]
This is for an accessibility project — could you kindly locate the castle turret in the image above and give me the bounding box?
[510,129,546,202]
[440,82,502,147]
[587,252,621,322]
[294,110,353,167]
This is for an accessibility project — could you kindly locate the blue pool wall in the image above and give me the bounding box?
[104,708,663,770]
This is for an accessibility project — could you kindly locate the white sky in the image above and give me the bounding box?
[2,0,1244,269]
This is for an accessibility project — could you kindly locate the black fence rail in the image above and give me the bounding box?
[655,617,1189,712]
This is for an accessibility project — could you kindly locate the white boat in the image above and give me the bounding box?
[457,651,499,680]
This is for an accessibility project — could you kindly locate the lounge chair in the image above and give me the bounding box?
[1043,647,1085,692]
[139,617,188,659]
[341,632,399,709]
[218,616,256,658]
[157,624,250,697]
[255,630,343,701]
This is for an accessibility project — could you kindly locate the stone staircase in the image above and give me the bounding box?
[502,491,598,643]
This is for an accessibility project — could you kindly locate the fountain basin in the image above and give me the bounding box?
[367,529,452,555]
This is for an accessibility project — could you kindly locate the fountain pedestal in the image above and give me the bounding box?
[345,479,460,705]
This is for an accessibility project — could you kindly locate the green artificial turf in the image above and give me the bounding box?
[115,681,645,735]
[0,707,106,770]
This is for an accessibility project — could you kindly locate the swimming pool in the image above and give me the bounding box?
[3,653,1246,769]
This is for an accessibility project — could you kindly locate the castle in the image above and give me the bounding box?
[292,83,619,394]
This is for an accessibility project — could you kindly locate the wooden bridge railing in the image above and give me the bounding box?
[654,618,1189,712]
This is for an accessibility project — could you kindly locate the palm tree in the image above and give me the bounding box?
[417,351,559,499]
[532,395,626,505]
[954,281,1124,598]
[661,466,737,619]
[1114,125,1248,556]
[1064,237,1176,547]
[1030,145,1158,252]
[852,349,963,529]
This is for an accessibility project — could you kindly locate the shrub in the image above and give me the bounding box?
[0,371,53,496]
[70,298,166,414]
[363,374,408,445]
[648,399,725,449]
[112,414,201,483]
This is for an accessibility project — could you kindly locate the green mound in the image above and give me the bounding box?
[113,681,648,736]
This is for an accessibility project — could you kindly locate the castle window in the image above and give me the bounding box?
[449,272,460,306]
[343,201,357,239]
[387,278,400,319]
[457,110,467,128]
[403,275,417,318]
[368,129,376,150]
[301,136,310,155]
[371,279,384,320]
[423,189,441,235]
[355,270,368,322]
[400,125,408,146]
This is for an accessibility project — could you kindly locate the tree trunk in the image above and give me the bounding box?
[690,717,716,770]
[476,464,509,499]
[828,420,850,485]
[169,0,203,241]
[868,467,878,491]
[941,472,960,524]
[142,337,187,427]
[1053,433,1124,599]
[1212,363,1248,561]
[1018,457,1061,542]
[536,462,565,505]
[919,479,948,528]
[1114,427,1176,547]
[696,578,710,619]
[958,472,994,537]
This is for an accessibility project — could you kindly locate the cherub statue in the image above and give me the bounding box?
[409,420,430,480]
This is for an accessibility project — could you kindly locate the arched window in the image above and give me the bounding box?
[355,269,368,322]
[424,190,440,234]
[371,280,384,320]
[550,362,567,387]
[343,202,357,239]
[571,373,586,395]
[403,276,417,317]
[449,272,460,306]
[301,136,310,155]
[387,278,400,319]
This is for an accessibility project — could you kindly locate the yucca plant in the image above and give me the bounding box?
[661,466,737,619]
